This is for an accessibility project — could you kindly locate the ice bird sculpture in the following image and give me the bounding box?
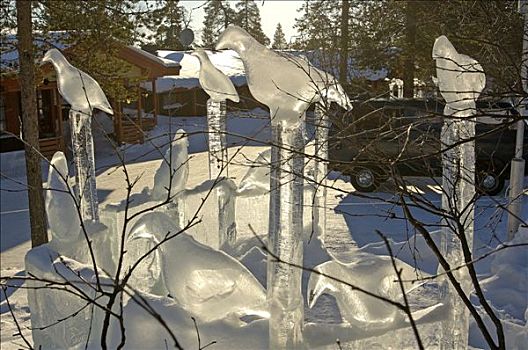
[192,49,240,103]
[215,25,351,123]
[308,253,427,328]
[42,49,113,115]
[128,212,268,322]
[432,35,485,109]
[151,129,189,200]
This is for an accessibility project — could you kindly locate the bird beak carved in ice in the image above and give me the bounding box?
[215,26,235,51]
[307,274,331,308]
[215,38,228,51]
[41,50,52,65]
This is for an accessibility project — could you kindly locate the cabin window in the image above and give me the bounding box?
[37,89,55,138]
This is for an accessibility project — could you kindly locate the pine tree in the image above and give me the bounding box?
[292,0,341,75]
[293,0,340,51]
[234,0,269,46]
[272,22,288,49]
[351,1,522,95]
[201,1,235,48]
[16,0,48,247]
[149,0,186,50]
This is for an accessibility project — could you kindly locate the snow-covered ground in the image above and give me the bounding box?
[1,111,527,349]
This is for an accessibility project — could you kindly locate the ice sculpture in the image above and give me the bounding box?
[307,253,427,328]
[128,212,268,322]
[433,35,485,349]
[45,152,81,241]
[183,178,238,249]
[192,49,240,105]
[42,49,114,222]
[124,230,164,294]
[45,152,116,273]
[312,104,330,243]
[193,49,240,248]
[216,25,351,348]
[25,244,106,349]
[216,26,352,123]
[151,129,189,200]
[236,148,271,197]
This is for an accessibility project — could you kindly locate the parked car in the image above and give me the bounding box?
[328,98,526,195]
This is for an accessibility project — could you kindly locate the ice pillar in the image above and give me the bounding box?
[207,99,228,179]
[70,110,99,222]
[438,107,476,350]
[267,120,305,349]
[313,104,329,243]
[206,98,235,248]
[433,35,485,350]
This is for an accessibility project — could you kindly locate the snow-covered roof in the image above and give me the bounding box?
[146,50,246,92]
[125,46,180,69]
[1,33,180,77]
[147,48,387,93]
[1,33,68,74]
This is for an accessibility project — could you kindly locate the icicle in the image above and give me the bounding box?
[268,120,305,349]
[70,110,99,222]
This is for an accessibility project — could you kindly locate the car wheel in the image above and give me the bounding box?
[477,171,505,196]
[349,167,380,192]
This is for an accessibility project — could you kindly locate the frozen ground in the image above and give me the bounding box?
[1,111,527,349]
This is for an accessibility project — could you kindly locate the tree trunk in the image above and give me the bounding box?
[339,0,350,86]
[403,1,417,98]
[16,0,48,247]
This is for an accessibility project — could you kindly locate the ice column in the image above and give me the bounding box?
[207,99,228,179]
[70,110,99,221]
[207,99,235,248]
[433,35,485,350]
[267,120,305,349]
[313,104,330,243]
[438,108,476,350]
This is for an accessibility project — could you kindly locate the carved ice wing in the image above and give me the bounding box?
[186,269,237,303]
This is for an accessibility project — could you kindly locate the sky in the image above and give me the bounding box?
[179,0,304,45]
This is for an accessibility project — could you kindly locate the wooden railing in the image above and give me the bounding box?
[39,136,64,159]
[118,117,156,145]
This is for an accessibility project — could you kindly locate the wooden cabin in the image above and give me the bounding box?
[0,76,64,158]
[0,43,180,158]
[110,46,180,144]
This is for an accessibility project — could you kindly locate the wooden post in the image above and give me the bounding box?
[116,100,122,144]
[137,85,143,143]
[137,85,143,128]
[53,87,64,152]
[152,78,158,125]
[193,89,198,116]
